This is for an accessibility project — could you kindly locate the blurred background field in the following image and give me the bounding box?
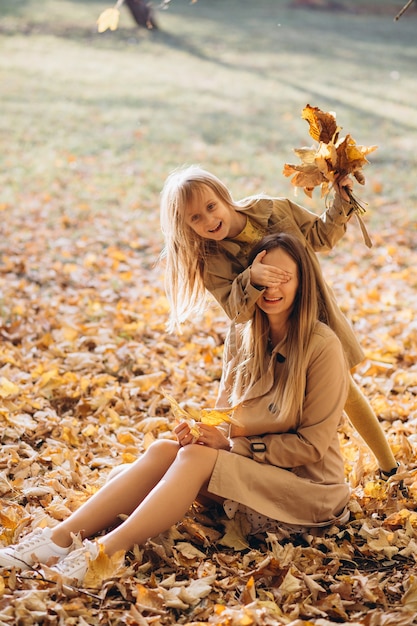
[1,0,416,240]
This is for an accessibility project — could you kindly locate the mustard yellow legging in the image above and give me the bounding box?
[345,374,396,474]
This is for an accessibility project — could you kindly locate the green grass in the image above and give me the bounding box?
[1,0,416,234]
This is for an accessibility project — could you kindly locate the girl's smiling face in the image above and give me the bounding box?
[256,248,299,321]
[184,185,243,240]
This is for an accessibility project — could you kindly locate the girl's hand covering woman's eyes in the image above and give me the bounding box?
[174,421,231,451]
[250,250,291,288]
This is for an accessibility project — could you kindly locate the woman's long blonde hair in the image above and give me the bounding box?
[231,233,328,423]
[160,165,244,332]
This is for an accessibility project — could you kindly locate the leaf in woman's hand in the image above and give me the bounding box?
[200,407,235,426]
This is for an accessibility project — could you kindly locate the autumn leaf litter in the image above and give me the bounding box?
[0,189,417,625]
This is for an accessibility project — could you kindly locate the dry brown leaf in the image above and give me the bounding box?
[135,583,166,614]
[302,103,340,143]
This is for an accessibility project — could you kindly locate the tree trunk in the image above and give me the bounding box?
[125,0,158,30]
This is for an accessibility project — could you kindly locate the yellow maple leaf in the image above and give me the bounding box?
[0,509,31,544]
[121,451,137,463]
[160,391,201,438]
[97,8,120,33]
[0,511,20,531]
[161,390,194,422]
[0,377,19,398]
[363,480,387,499]
[83,544,125,587]
[38,368,60,388]
[345,137,377,167]
[161,390,239,429]
[282,162,325,196]
[200,406,236,426]
[293,146,317,164]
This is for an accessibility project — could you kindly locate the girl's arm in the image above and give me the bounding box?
[286,180,356,253]
[205,263,263,324]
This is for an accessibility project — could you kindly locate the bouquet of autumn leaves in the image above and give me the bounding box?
[283,104,377,247]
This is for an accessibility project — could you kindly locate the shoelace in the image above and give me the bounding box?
[2,531,45,567]
[10,530,44,556]
[59,551,86,571]
[56,541,97,576]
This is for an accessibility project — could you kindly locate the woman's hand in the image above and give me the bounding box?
[174,421,230,450]
[250,250,291,288]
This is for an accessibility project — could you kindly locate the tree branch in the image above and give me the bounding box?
[394,0,415,21]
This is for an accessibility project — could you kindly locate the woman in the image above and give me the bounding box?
[0,233,350,585]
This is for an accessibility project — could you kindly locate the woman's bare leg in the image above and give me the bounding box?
[99,444,219,556]
[51,440,180,548]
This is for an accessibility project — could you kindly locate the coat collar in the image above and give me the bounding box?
[217,199,273,256]
[270,337,287,362]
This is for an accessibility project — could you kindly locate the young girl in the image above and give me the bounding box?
[0,234,351,585]
[160,165,397,478]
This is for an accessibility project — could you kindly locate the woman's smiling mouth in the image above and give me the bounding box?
[264,296,283,302]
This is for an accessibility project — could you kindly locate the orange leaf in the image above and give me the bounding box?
[301,103,339,143]
[84,544,125,587]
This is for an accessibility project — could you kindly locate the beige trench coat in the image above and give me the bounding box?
[203,196,364,368]
[208,322,350,527]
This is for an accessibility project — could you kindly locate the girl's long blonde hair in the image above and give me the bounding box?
[160,165,242,332]
[230,233,329,423]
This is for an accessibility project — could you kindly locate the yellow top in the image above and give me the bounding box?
[231,216,267,256]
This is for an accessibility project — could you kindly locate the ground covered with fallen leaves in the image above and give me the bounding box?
[1,197,417,625]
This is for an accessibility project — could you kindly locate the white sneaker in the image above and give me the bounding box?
[0,527,71,569]
[50,539,99,584]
